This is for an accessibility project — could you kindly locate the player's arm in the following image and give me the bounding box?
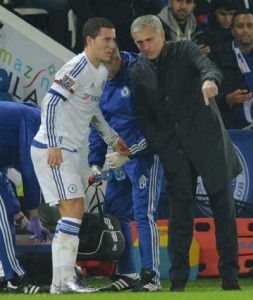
[44,64,79,167]
[91,107,130,155]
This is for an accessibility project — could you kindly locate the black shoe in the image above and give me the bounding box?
[169,280,186,292]
[221,278,241,291]
[0,278,7,293]
[7,275,49,294]
[99,274,140,292]
[132,268,162,292]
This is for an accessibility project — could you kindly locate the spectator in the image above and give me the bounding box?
[12,0,70,49]
[157,0,210,55]
[68,0,164,53]
[130,14,241,292]
[0,69,14,102]
[194,0,212,25]
[30,17,128,294]
[208,0,237,51]
[0,101,52,294]
[89,46,164,292]
[211,9,253,129]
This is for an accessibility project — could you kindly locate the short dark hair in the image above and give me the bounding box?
[232,9,252,26]
[82,17,115,47]
[211,0,237,12]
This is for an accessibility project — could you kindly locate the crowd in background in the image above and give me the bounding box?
[1,0,252,133]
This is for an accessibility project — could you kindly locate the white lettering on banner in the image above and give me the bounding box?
[196,144,249,217]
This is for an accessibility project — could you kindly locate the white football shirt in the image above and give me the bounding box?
[34,51,117,151]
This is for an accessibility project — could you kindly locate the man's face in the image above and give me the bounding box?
[215,9,235,29]
[132,25,165,60]
[170,0,196,24]
[232,14,253,47]
[89,27,116,64]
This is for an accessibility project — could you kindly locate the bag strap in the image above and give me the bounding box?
[85,185,106,216]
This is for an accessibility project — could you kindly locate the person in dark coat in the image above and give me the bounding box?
[207,0,237,51]
[157,0,210,55]
[211,9,253,129]
[130,14,242,292]
[68,0,163,53]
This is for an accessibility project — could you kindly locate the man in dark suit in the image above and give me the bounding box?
[130,14,241,292]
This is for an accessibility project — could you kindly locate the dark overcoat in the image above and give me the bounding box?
[130,40,242,194]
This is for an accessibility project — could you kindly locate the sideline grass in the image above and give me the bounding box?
[2,277,253,299]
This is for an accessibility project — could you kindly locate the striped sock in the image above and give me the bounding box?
[58,218,81,283]
[51,220,61,288]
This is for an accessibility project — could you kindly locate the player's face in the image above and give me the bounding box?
[170,0,196,24]
[232,14,253,47]
[91,27,116,65]
[132,25,165,60]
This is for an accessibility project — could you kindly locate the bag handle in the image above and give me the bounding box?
[85,185,106,216]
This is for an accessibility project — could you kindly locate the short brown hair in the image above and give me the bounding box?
[82,17,115,47]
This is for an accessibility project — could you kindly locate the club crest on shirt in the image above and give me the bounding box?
[121,86,131,98]
[59,75,75,91]
[68,184,77,193]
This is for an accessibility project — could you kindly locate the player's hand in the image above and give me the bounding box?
[25,216,52,242]
[202,80,218,106]
[106,152,130,168]
[113,137,131,156]
[88,165,102,186]
[47,147,63,168]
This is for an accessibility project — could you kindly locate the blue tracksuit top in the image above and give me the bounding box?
[88,51,150,167]
[0,102,41,210]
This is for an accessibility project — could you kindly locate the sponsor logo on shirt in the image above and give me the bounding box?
[82,93,100,101]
